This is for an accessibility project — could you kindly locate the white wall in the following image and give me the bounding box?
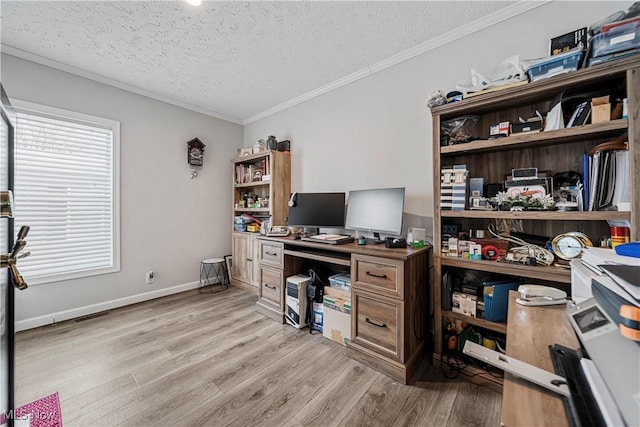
[2,54,243,326]
[244,1,633,239]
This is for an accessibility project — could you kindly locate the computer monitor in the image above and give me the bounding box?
[345,187,405,242]
[287,192,346,229]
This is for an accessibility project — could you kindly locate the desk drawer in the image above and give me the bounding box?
[352,255,404,299]
[260,241,284,268]
[260,266,283,309]
[352,291,403,361]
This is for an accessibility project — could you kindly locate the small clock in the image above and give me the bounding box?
[186,137,206,166]
[551,232,593,260]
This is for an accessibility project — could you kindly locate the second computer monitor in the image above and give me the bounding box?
[345,187,405,236]
[287,192,346,228]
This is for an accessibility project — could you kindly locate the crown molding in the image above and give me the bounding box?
[1,1,551,127]
[243,0,551,125]
[1,44,243,125]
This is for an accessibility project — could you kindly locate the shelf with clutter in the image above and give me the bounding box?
[430,52,639,359]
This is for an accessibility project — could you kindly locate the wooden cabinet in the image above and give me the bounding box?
[231,233,260,290]
[347,250,430,384]
[430,58,640,378]
[256,240,287,321]
[231,150,290,294]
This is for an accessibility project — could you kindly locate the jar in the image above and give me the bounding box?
[253,139,266,153]
[610,226,630,248]
[266,135,278,151]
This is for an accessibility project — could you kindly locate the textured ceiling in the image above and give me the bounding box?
[1,1,514,123]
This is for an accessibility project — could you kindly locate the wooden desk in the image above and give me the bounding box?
[255,236,431,384]
[502,291,579,426]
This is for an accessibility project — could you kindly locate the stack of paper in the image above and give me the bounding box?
[576,247,640,305]
[585,149,629,211]
[582,247,640,273]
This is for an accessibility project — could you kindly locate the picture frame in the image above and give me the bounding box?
[239,148,253,157]
[224,255,232,284]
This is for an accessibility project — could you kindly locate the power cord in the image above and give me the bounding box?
[487,223,555,266]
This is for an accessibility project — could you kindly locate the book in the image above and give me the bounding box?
[451,164,468,211]
[550,27,587,56]
[574,102,591,126]
[582,153,590,211]
[440,167,455,210]
[567,101,587,128]
[600,264,640,301]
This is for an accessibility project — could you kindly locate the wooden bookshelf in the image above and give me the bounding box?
[430,57,640,356]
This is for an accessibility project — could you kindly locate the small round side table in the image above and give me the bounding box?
[199,258,229,293]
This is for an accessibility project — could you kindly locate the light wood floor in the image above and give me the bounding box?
[15,286,502,426]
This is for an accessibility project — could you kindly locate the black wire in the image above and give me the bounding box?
[440,352,504,380]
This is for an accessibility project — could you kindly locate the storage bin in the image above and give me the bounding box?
[525,49,583,82]
[234,224,247,232]
[592,21,640,58]
[328,273,351,292]
[234,215,253,224]
[483,280,521,322]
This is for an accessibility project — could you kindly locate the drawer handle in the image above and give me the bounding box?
[264,284,276,290]
[247,258,252,262]
[365,318,387,328]
[366,271,387,279]
[265,251,277,256]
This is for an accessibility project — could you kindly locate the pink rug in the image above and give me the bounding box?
[1,392,62,427]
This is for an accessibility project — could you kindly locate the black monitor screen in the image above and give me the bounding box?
[287,192,346,227]
[345,187,405,235]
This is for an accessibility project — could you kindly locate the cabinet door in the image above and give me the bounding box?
[251,235,260,286]
[232,233,253,284]
[352,290,403,362]
[259,266,283,310]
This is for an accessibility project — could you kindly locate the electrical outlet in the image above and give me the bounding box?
[146,270,155,284]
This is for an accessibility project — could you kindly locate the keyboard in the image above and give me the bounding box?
[301,234,355,245]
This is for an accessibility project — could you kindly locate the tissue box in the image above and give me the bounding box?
[591,96,611,123]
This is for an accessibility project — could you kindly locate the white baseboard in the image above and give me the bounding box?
[15,280,201,332]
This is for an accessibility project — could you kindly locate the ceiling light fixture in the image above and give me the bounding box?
[185,0,202,6]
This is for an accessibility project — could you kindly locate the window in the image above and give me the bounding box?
[12,100,120,285]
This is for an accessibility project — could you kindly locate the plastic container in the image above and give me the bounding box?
[592,21,640,58]
[234,215,253,224]
[234,224,247,232]
[525,49,583,82]
[328,273,351,292]
[610,226,630,248]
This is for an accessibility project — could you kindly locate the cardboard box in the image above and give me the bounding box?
[452,292,477,317]
[324,286,350,301]
[323,296,351,346]
[591,95,611,123]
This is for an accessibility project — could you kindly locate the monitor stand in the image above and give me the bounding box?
[365,232,384,245]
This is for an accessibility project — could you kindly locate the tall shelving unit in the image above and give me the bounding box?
[231,150,290,293]
[430,57,639,377]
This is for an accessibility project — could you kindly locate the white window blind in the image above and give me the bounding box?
[13,101,120,285]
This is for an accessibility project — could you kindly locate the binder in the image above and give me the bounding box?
[582,153,590,210]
